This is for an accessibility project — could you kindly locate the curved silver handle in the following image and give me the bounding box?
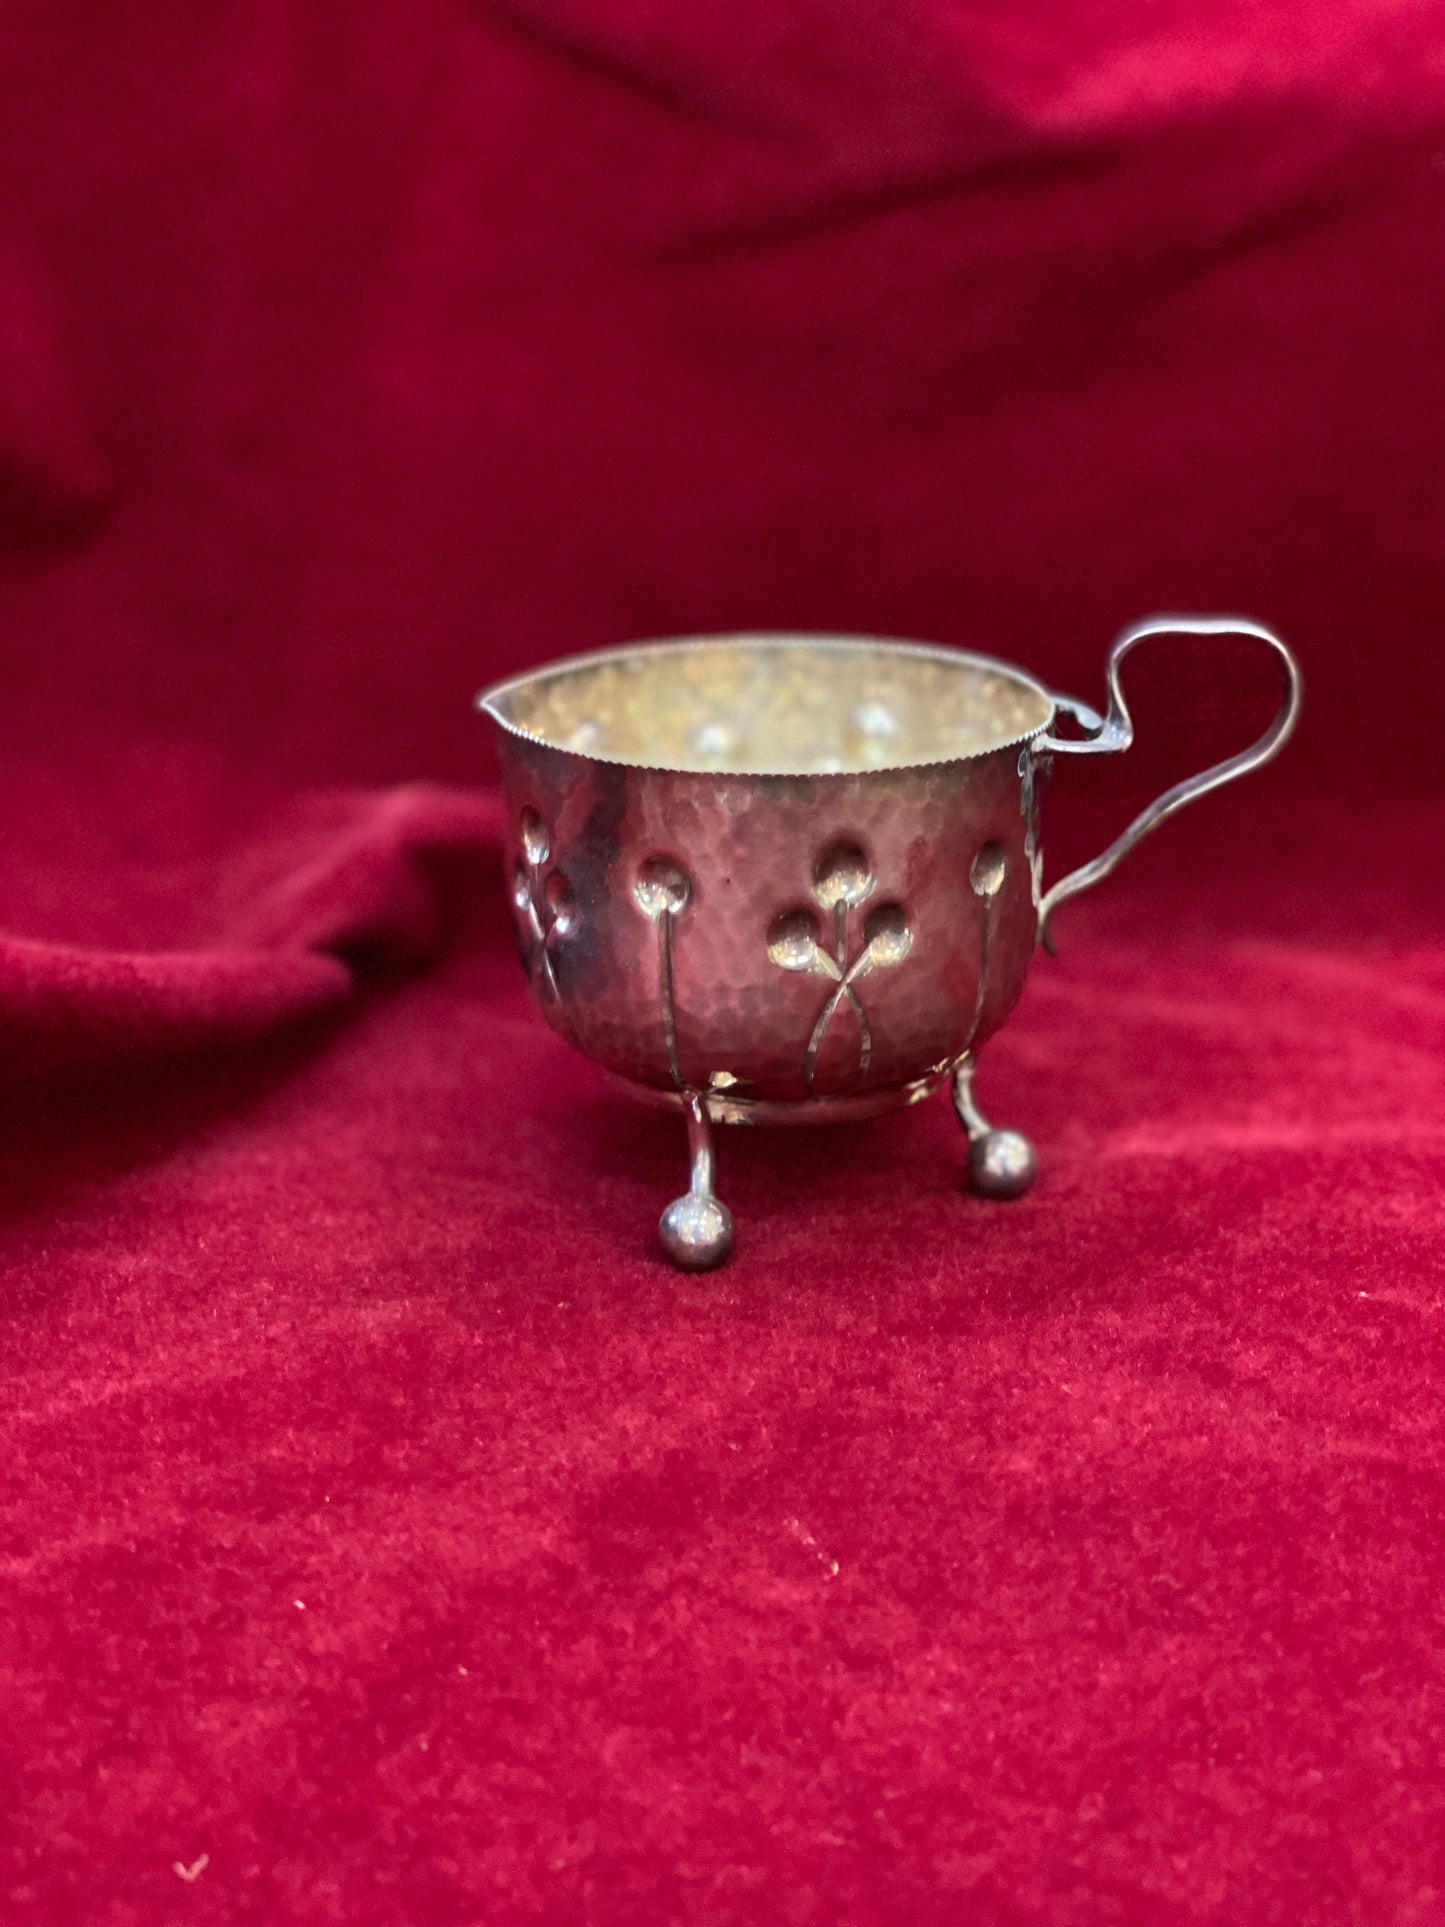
[1035,614,1302,953]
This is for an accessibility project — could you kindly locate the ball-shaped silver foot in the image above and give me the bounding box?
[659,1193,735,1271]
[968,1129,1037,1201]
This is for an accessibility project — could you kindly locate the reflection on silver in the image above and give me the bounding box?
[1019,747,1046,910]
[659,1092,734,1270]
[952,1053,1037,1200]
[692,720,736,761]
[513,808,576,1000]
[962,841,1007,1054]
[768,843,914,1092]
[634,857,692,1089]
[480,620,1302,1269]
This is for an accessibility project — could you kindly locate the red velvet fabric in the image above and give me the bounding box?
[3,4,1444,1921]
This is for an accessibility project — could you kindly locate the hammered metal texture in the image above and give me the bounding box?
[483,625,1301,1143]
[492,731,1039,1105]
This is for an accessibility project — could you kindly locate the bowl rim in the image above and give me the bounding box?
[475,631,1060,777]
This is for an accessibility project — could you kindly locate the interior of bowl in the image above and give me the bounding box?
[480,635,1055,776]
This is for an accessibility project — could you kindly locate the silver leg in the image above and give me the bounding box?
[659,1092,735,1270]
[952,1053,1037,1201]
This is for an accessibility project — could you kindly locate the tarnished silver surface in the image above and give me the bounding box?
[479,621,1301,1269]
[952,1053,1037,1201]
[658,1092,734,1271]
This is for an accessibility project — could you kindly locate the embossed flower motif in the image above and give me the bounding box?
[767,841,913,1090]
[633,855,692,1089]
[513,808,577,999]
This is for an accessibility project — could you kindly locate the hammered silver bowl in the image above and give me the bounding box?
[478,617,1301,1269]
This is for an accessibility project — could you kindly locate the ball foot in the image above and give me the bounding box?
[659,1193,734,1271]
[967,1128,1037,1201]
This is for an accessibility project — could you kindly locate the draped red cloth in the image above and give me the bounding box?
[2,4,1443,1920]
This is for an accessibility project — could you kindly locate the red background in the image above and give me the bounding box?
[2,3,1444,1921]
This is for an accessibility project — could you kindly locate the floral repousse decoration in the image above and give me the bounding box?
[633,856,692,1089]
[512,807,577,1000]
[767,841,913,1092]
[963,838,1007,1050]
